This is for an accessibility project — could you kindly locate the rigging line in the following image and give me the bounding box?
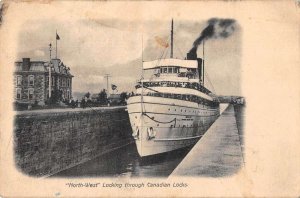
[165,34,173,59]
[172,32,185,59]
[141,85,161,93]
[160,35,172,60]
[174,44,185,59]
[162,47,170,60]
[141,34,144,107]
[204,69,216,94]
[140,34,144,155]
[143,112,176,124]
[164,35,173,59]
[155,35,171,67]
[162,45,168,59]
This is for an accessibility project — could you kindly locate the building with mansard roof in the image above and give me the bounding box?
[14,58,74,105]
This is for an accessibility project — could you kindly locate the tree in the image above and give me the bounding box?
[120,92,128,105]
[49,89,63,104]
[98,89,107,105]
[84,92,91,99]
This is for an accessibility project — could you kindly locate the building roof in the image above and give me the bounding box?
[91,93,99,99]
[143,58,198,70]
[15,61,47,72]
[108,94,121,99]
[15,58,73,77]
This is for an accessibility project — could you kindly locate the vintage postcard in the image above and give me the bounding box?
[0,0,299,197]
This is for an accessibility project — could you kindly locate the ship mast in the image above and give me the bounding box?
[170,19,174,58]
[202,40,205,87]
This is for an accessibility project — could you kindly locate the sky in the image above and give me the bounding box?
[17,18,242,96]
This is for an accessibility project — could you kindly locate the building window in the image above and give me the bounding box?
[174,67,179,73]
[28,75,34,86]
[52,76,55,86]
[168,67,172,73]
[16,88,21,99]
[16,75,22,86]
[57,78,60,88]
[28,88,34,100]
[163,67,167,73]
[67,90,70,99]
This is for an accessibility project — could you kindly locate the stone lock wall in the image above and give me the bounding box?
[14,107,133,177]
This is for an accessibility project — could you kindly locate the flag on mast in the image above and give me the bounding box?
[55,31,60,59]
[155,36,169,48]
[111,84,117,90]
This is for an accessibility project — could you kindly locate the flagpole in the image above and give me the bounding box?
[141,34,144,78]
[170,19,173,58]
[55,30,57,59]
[49,43,52,98]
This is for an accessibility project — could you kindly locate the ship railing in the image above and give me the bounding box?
[135,81,211,95]
[131,92,218,107]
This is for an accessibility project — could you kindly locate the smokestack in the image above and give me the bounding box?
[187,47,197,60]
[197,58,203,79]
[22,58,31,71]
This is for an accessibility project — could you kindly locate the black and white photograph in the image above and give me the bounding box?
[13,16,245,178]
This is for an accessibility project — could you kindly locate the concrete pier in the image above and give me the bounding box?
[170,104,244,177]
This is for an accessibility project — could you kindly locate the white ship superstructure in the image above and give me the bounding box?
[127,20,220,157]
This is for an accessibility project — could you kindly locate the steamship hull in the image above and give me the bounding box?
[127,95,220,157]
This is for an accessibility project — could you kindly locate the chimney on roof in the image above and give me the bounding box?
[22,58,31,71]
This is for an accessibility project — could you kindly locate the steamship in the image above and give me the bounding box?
[127,20,220,157]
